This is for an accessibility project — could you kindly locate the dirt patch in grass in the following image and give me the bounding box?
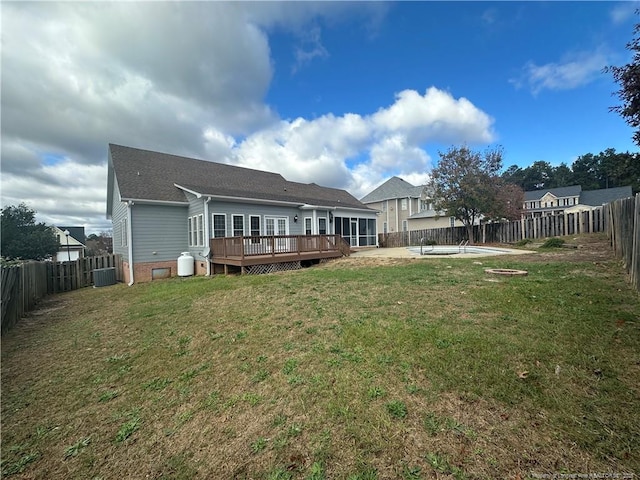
[511,233,616,264]
[2,235,638,479]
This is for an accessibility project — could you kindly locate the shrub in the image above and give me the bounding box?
[541,237,565,248]
[515,239,532,247]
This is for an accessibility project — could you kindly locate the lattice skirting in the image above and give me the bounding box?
[243,261,302,275]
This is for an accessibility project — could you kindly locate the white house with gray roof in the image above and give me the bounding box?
[107,144,377,283]
[523,185,632,218]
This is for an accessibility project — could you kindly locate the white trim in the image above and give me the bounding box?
[204,198,211,276]
[249,215,261,236]
[299,204,373,213]
[120,197,188,206]
[264,216,289,235]
[187,214,204,247]
[212,213,227,238]
[173,186,301,206]
[318,216,327,235]
[173,184,202,198]
[126,201,134,286]
[232,214,245,237]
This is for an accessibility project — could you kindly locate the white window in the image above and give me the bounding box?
[121,219,128,246]
[304,217,312,235]
[401,198,408,210]
[212,214,226,238]
[232,215,244,237]
[383,221,388,234]
[188,215,204,246]
[265,216,287,236]
[402,220,408,232]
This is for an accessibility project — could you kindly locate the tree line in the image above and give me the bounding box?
[501,149,639,193]
[427,145,637,244]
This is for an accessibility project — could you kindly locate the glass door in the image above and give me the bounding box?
[350,219,357,246]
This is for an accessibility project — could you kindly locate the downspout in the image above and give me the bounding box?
[127,201,135,286]
[204,197,211,276]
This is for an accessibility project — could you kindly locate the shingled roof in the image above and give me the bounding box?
[360,176,424,203]
[523,185,582,201]
[579,186,632,206]
[108,144,368,211]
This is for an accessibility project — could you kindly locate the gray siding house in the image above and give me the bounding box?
[106,144,377,283]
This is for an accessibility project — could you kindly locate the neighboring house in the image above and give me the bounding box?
[53,226,86,262]
[523,185,632,218]
[106,144,377,283]
[406,209,468,230]
[360,176,465,233]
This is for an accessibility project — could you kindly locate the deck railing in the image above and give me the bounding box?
[210,234,344,260]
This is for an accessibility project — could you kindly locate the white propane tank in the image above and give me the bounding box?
[177,252,194,276]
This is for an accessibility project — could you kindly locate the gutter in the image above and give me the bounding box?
[204,197,212,276]
[127,201,135,286]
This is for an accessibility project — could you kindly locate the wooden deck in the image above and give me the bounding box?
[209,234,350,274]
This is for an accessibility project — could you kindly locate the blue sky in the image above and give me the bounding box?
[1,1,637,234]
[267,1,636,168]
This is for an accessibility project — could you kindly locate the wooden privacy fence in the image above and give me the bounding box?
[605,194,640,292]
[379,207,608,248]
[1,254,123,334]
[1,262,48,333]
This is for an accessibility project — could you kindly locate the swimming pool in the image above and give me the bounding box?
[406,245,512,256]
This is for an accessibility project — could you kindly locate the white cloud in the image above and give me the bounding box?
[233,87,494,196]
[1,156,110,233]
[511,50,610,95]
[292,27,329,74]
[1,2,495,233]
[610,2,640,25]
[369,135,430,174]
[372,88,495,144]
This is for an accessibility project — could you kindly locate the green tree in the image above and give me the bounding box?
[605,12,640,146]
[571,153,600,190]
[522,161,555,190]
[501,165,526,188]
[572,149,639,192]
[427,146,520,243]
[1,204,59,261]
[548,163,574,188]
[596,148,640,191]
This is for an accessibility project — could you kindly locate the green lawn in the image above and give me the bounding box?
[2,237,639,479]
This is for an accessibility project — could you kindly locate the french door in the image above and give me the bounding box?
[265,217,289,251]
